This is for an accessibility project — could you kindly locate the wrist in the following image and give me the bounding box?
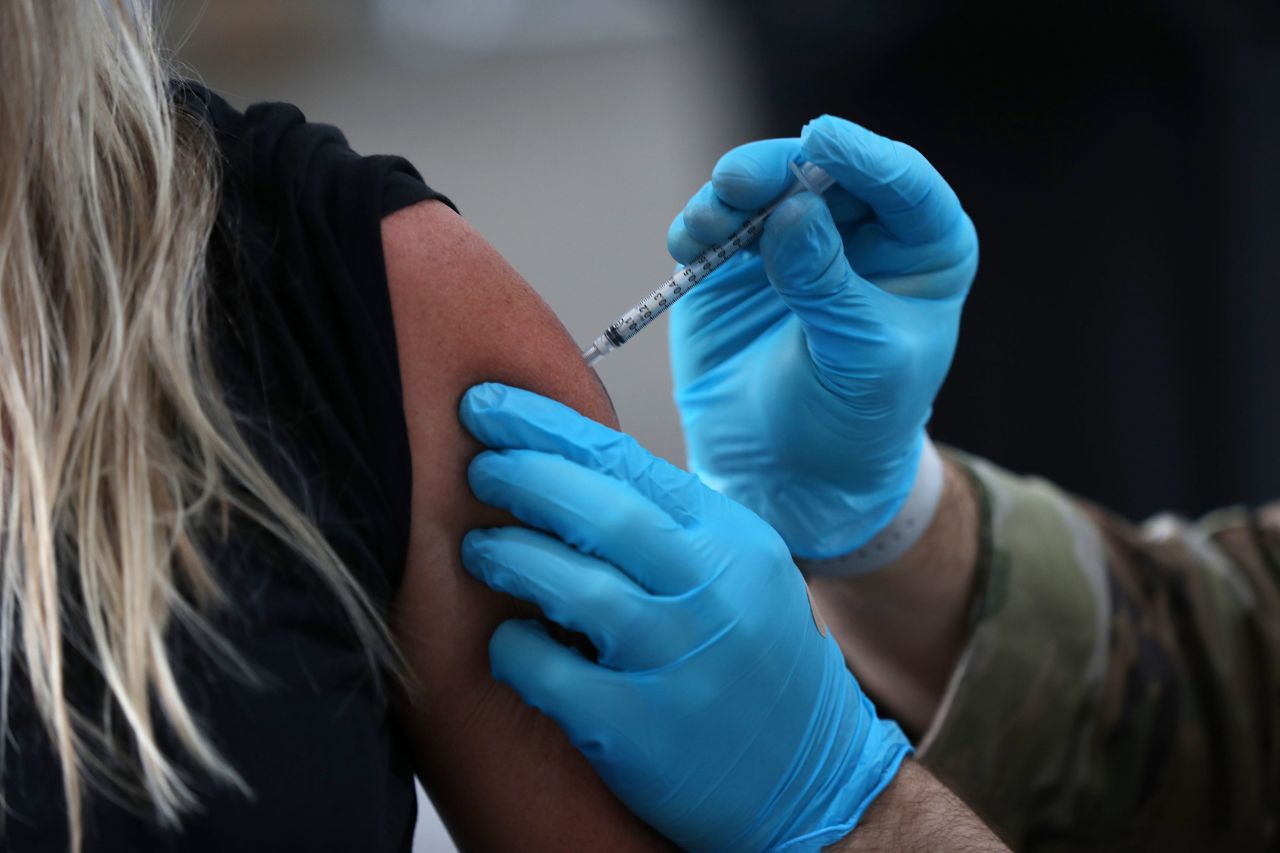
[824,760,1009,852]
[794,436,944,575]
[805,455,981,736]
[768,673,913,853]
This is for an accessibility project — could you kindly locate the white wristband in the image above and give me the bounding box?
[794,438,944,577]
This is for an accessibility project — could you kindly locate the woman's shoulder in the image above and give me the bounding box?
[172,79,349,198]
[171,78,340,148]
[176,79,448,602]
[174,78,454,228]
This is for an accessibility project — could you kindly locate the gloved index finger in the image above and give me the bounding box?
[459,383,706,526]
[467,449,702,594]
[668,181,752,265]
[800,114,965,246]
[670,138,817,264]
[709,137,802,211]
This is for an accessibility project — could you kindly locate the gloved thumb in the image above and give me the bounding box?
[759,191,876,375]
[488,619,626,762]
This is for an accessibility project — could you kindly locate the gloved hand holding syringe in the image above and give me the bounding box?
[580,159,835,366]
[585,115,977,571]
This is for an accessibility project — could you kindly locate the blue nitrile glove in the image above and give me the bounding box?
[458,383,911,853]
[667,115,978,560]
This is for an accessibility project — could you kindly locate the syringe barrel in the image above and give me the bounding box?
[585,160,834,359]
[604,203,775,347]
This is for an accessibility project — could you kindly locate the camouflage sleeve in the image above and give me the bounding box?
[918,450,1280,852]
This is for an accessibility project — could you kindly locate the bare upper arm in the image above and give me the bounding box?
[382,199,669,851]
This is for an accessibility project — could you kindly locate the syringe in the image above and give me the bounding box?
[581,160,835,367]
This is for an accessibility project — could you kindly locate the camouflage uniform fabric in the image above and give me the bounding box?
[920,451,1280,852]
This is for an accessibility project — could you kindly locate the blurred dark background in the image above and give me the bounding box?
[720,0,1280,519]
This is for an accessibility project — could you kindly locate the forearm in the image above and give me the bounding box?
[849,451,1280,850]
[826,761,1007,853]
[807,454,980,736]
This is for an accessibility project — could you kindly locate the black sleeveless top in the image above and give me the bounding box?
[2,82,453,852]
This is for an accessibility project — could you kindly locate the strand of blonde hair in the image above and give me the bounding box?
[0,3,403,850]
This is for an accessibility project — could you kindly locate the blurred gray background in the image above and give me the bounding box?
[173,0,755,469]
[169,1,753,849]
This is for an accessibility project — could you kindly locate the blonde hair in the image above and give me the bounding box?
[0,2,399,849]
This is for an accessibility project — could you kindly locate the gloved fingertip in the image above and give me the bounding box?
[666,211,688,258]
[709,163,762,198]
[799,114,872,155]
[799,115,914,200]
[462,381,508,413]
[799,113,856,145]
[678,183,752,248]
[459,528,491,573]
[680,201,718,233]
[798,115,890,183]
[459,382,512,444]
[490,614,545,645]
[489,618,544,678]
[489,618,581,713]
[667,220,707,266]
[710,147,770,189]
[710,138,801,209]
[466,449,510,499]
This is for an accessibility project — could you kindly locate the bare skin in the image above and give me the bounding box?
[829,761,1009,852]
[383,199,671,851]
[809,462,997,849]
[809,456,982,738]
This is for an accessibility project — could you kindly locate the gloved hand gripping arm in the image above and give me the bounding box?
[457,382,912,852]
